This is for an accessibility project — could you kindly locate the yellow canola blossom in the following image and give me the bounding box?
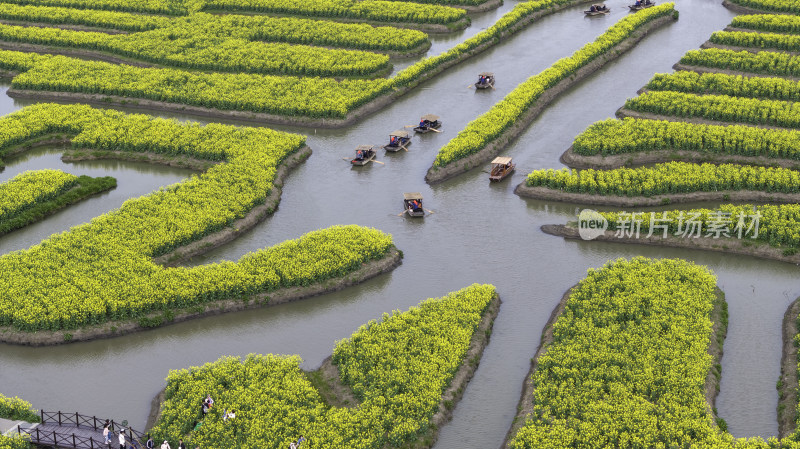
[150,284,497,449]
[0,104,394,332]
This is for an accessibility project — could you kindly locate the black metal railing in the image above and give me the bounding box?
[17,410,146,449]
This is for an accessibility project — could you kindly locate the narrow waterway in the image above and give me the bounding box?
[0,1,795,445]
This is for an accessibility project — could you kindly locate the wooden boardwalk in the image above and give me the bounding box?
[15,411,146,449]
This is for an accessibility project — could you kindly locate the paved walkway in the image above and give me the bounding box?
[0,417,38,437]
[9,411,146,449]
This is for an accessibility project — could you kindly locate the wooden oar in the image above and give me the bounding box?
[428,128,442,133]
[396,209,408,217]
[424,208,435,215]
[342,157,352,162]
[369,159,385,165]
[467,84,474,89]
[398,143,409,152]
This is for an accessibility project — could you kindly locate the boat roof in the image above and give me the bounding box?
[492,156,513,165]
[421,114,439,121]
[403,192,423,200]
[390,130,409,138]
[479,72,494,77]
[355,145,374,151]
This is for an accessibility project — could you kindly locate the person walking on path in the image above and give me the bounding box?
[103,424,110,446]
[118,430,125,449]
[161,440,171,449]
[178,439,186,449]
[146,435,155,449]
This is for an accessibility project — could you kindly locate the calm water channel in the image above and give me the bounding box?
[1,1,798,445]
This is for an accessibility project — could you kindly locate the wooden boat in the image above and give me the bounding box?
[584,4,610,14]
[414,114,442,133]
[403,192,425,217]
[384,130,411,152]
[489,156,515,182]
[628,0,655,10]
[475,72,495,89]
[351,145,377,166]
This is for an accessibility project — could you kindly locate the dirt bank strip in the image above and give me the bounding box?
[540,223,800,265]
[460,0,503,13]
[617,107,800,131]
[514,184,800,207]
[499,285,727,448]
[723,26,800,35]
[672,62,800,82]
[424,14,676,184]
[62,148,216,172]
[422,293,500,448]
[203,10,472,34]
[0,40,393,78]
[145,294,500,440]
[0,176,116,238]
[0,247,402,346]
[0,32,430,63]
[559,145,800,170]
[149,146,311,267]
[721,0,796,16]
[0,41,152,68]
[779,298,800,438]
[0,135,71,166]
[700,40,800,57]
[0,19,129,34]
[706,290,727,423]
[0,69,20,79]
[7,0,597,129]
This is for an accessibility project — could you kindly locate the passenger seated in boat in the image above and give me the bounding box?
[419,120,427,130]
[390,136,396,145]
[635,0,641,6]
[356,150,363,160]
[590,5,596,11]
